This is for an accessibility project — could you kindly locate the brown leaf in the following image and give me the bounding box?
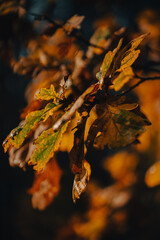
[72,160,91,203]
[69,116,88,175]
[28,158,62,210]
[64,14,85,34]
[87,103,150,149]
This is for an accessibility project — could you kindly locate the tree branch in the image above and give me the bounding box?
[118,75,160,96]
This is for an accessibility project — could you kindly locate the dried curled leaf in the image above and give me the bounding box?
[29,122,69,171]
[36,84,60,102]
[3,102,57,152]
[69,116,88,175]
[28,158,62,210]
[72,160,91,203]
[87,103,151,149]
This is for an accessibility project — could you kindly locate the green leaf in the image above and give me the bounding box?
[87,103,151,150]
[36,84,60,102]
[112,67,134,91]
[3,102,56,152]
[29,122,69,171]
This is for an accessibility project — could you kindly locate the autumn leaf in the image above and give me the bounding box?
[72,160,91,203]
[29,121,69,171]
[117,49,140,72]
[87,103,151,149]
[63,14,85,34]
[36,84,60,102]
[28,158,62,210]
[96,38,123,85]
[111,67,134,91]
[115,33,149,72]
[3,102,57,152]
[69,116,88,174]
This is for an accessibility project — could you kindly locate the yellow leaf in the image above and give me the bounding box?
[29,121,69,171]
[112,67,134,91]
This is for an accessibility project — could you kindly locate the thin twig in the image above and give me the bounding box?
[117,75,160,96]
[27,12,105,50]
[53,83,99,131]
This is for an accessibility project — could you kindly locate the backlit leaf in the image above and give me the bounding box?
[29,122,69,171]
[117,50,140,72]
[112,67,134,91]
[96,38,123,85]
[36,84,60,102]
[3,102,56,152]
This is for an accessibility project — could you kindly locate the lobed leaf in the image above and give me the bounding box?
[28,158,62,210]
[29,122,69,171]
[96,38,123,85]
[87,103,151,150]
[36,84,60,102]
[3,102,56,152]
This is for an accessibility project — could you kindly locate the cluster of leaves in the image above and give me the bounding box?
[3,11,151,203]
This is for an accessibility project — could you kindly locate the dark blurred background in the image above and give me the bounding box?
[0,0,160,240]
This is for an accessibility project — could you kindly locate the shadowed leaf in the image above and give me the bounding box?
[87,103,150,149]
[69,116,88,175]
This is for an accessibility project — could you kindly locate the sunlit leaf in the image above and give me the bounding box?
[36,84,60,102]
[96,38,123,85]
[112,67,134,91]
[3,102,56,152]
[72,160,91,203]
[117,49,140,72]
[29,122,69,171]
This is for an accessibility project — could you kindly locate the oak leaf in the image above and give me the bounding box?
[3,102,57,152]
[87,103,151,149]
[29,158,62,210]
[29,122,69,171]
[36,84,60,102]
